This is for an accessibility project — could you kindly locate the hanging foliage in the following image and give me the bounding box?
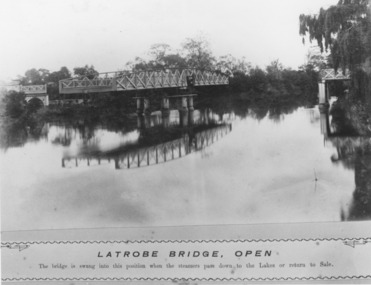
[300,0,371,98]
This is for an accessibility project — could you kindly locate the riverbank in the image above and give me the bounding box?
[331,96,371,136]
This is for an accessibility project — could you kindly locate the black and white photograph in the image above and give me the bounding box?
[1,0,371,282]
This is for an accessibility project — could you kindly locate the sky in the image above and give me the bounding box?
[0,0,337,82]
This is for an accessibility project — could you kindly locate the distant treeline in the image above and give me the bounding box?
[1,35,323,145]
[9,36,320,102]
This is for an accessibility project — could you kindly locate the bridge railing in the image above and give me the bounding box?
[320,69,351,81]
[59,69,229,94]
[20,84,47,94]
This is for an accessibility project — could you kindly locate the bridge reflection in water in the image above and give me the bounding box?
[61,110,232,170]
[319,107,371,221]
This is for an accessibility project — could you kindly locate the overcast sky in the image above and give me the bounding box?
[0,0,336,82]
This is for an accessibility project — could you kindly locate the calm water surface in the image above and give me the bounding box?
[1,99,369,231]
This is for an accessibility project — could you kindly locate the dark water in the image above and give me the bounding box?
[1,96,370,231]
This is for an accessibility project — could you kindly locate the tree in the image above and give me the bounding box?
[48,66,71,84]
[181,36,215,70]
[266,59,283,81]
[303,46,329,71]
[2,91,27,119]
[47,67,72,100]
[73,65,99,79]
[216,54,252,76]
[148,43,188,69]
[161,54,188,69]
[148,43,171,64]
[19,68,54,85]
[21,68,41,85]
[299,0,371,97]
[249,67,268,93]
[126,57,154,71]
[127,44,188,71]
[38,69,50,82]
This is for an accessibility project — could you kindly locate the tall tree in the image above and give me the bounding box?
[48,66,71,84]
[181,36,215,70]
[216,54,252,76]
[149,43,188,69]
[22,68,43,85]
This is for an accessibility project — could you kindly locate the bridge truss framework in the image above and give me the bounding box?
[59,69,229,94]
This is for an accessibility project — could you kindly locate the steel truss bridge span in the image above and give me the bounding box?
[59,69,229,94]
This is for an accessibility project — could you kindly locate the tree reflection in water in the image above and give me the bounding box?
[324,102,371,221]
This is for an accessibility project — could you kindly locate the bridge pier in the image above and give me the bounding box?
[318,82,329,109]
[136,94,196,126]
[136,98,144,115]
[144,98,151,115]
[187,96,194,111]
[181,97,188,112]
[136,97,151,116]
[161,97,170,115]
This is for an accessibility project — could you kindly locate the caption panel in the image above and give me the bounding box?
[2,238,371,282]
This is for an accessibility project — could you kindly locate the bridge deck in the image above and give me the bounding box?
[21,84,47,94]
[59,69,229,94]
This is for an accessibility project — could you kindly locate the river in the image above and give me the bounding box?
[1,95,370,231]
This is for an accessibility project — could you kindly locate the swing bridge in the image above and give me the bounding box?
[19,68,229,108]
[58,69,229,94]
